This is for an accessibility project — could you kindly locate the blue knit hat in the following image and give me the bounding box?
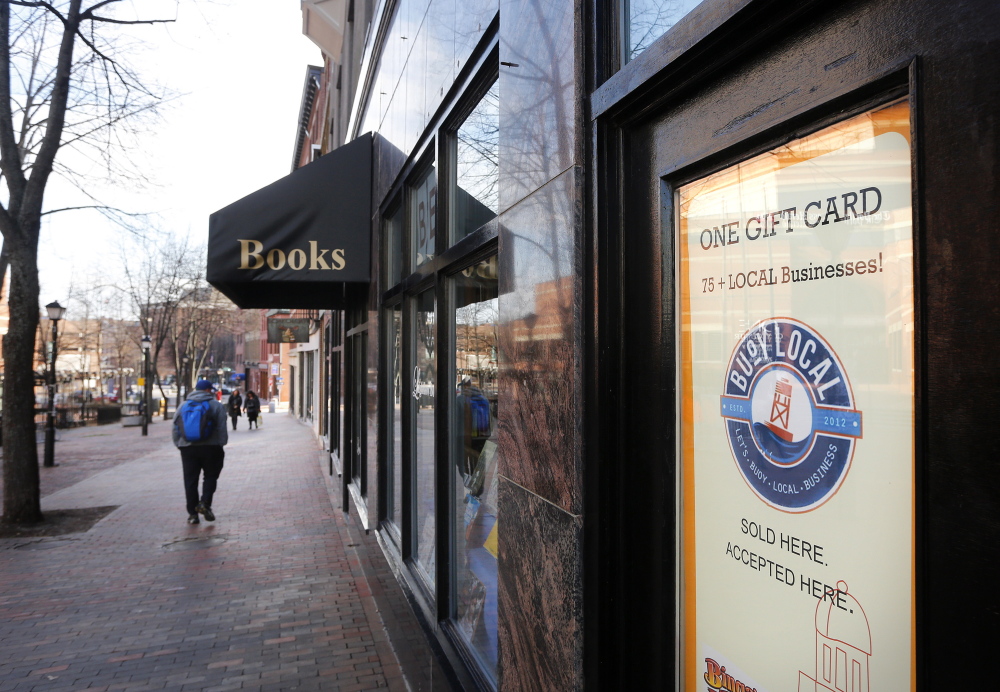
[195,379,216,392]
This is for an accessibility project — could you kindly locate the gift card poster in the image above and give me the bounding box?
[677,100,914,692]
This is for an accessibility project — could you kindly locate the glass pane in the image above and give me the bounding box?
[386,205,404,288]
[450,256,499,678]
[389,305,403,530]
[413,289,437,585]
[351,333,366,488]
[411,166,438,268]
[331,351,341,454]
[453,82,499,243]
[305,351,315,420]
[627,0,704,62]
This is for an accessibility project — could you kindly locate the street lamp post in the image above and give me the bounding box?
[141,335,151,436]
[44,301,67,467]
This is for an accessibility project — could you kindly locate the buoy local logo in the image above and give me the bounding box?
[720,318,862,512]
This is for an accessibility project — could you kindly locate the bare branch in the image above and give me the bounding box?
[40,204,150,217]
[22,0,81,211]
[85,16,176,26]
[7,2,66,23]
[81,0,120,13]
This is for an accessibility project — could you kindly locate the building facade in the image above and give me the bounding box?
[210,0,1000,688]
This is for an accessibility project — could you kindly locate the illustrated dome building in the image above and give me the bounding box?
[798,581,872,692]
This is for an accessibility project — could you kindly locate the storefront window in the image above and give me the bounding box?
[348,328,368,494]
[411,165,438,268]
[388,304,403,532]
[413,289,437,586]
[451,82,499,244]
[305,351,315,420]
[450,255,499,678]
[385,205,404,288]
[626,0,704,62]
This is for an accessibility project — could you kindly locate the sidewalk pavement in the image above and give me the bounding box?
[0,413,453,691]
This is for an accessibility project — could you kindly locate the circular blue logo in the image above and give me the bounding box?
[721,318,862,512]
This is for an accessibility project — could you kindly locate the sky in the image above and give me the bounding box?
[36,0,322,308]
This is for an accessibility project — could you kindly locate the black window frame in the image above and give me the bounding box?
[373,32,503,691]
[443,72,499,249]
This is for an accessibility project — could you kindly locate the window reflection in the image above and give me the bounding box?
[414,290,437,586]
[389,305,403,532]
[627,0,704,62]
[453,82,499,243]
[450,256,499,678]
[411,166,438,268]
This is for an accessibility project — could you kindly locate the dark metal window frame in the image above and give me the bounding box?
[381,297,405,548]
[588,0,930,686]
[592,0,821,97]
[328,312,344,479]
[441,64,500,250]
[345,309,371,527]
[370,29,503,692]
[437,241,499,688]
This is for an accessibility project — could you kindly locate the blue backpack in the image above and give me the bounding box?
[468,394,491,437]
[180,400,215,442]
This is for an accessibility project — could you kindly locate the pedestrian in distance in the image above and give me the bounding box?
[173,379,229,525]
[227,388,243,431]
[244,390,261,429]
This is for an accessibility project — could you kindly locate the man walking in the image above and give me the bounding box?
[173,379,229,524]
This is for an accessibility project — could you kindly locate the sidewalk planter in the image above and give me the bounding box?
[121,415,143,427]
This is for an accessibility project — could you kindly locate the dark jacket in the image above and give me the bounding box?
[244,395,261,416]
[172,390,229,448]
[228,393,243,416]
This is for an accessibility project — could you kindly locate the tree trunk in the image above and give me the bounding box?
[1,1,81,525]
[2,237,42,524]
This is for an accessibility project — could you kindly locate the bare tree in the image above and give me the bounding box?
[627,0,696,60]
[62,272,142,400]
[119,233,196,404]
[101,295,140,399]
[119,233,239,411]
[168,283,239,409]
[1,1,174,524]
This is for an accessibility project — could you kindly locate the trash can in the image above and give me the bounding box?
[268,400,276,414]
[95,405,122,425]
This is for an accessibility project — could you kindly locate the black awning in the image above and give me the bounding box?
[207,133,372,309]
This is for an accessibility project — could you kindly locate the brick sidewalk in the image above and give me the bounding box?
[0,413,453,691]
[0,416,175,504]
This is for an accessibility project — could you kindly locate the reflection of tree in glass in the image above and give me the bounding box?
[392,310,402,404]
[416,307,436,383]
[629,0,704,61]
[456,298,499,387]
[456,82,500,215]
